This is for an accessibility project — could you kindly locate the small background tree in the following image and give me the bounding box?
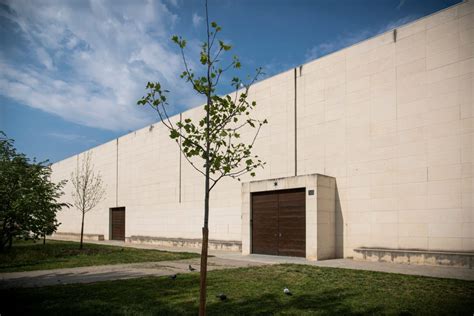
[138,1,267,314]
[0,131,67,251]
[71,152,106,250]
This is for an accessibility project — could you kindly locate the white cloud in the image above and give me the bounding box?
[262,59,294,78]
[0,0,204,131]
[305,30,371,61]
[167,0,179,8]
[379,15,418,33]
[397,0,407,10]
[47,132,97,144]
[305,15,418,62]
[192,12,203,28]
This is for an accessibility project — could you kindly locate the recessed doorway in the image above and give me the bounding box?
[110,207,125,241]
[251,188,306,257]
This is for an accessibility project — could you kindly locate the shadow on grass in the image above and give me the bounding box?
[1,264,473,315]
[206,289,384,315]
[1,277,384,315]
[3,288,384,316]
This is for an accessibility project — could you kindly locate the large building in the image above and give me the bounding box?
[52,1,474,265]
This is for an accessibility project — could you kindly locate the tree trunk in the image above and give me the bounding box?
[199,174,211,315]
[199,225,209,316]
[8,234,12,249]
[80,211,85,250]
[43,233,46,245]
[200,8,213,312]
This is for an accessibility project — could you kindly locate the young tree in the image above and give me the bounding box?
[0,131,67,251]
[138,2,267,314]
[71,152,106,250]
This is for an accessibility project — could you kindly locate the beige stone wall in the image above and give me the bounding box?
[297,0,473,256]
[317,175,337,260]
[51,140,118,238]
[51,1,474,257]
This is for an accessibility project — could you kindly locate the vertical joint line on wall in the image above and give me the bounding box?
[179,113,182,203]
[116,138,119,207]
[294,67,298,177]
[394,29,398,120]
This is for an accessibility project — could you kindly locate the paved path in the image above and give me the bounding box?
[91,240,474,281]
[0,256,268,289]
[1,239,472,289]
[230,254,474,281]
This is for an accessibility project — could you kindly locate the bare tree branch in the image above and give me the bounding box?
[70,152,106,249]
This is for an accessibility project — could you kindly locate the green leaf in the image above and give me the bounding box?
[170,130,180,139]
[137,19,268,194]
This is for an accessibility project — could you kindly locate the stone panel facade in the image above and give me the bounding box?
[52,1,474,259]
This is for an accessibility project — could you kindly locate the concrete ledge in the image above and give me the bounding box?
[354,247,473,269]
[126,235,242,252]
[51,232,104,241]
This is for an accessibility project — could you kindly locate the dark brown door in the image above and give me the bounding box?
[251,191,279,255]
[251,188,305,257]
[277,189,306,257]
[111,207,125,241]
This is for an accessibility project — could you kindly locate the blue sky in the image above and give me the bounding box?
[0,0,460,162]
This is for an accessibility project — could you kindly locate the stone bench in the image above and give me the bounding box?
[126,235,242,252]
[354,247,473,269]
[51,232,105,241]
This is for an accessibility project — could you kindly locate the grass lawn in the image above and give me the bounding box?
[2,264,473,315]
[0,240,199,272]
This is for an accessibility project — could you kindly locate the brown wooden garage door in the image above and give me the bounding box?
[111,207,125,241]
[251,188,305,257]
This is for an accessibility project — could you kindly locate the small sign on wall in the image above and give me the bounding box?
[308,189,315,196]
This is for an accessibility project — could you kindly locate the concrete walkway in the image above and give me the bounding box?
[231,254,474,281]
[0,256,268,289]
[1,239,472,289]
[76,239,474,281]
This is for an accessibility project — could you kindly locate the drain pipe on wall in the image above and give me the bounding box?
[179,113,182,203]
[294,67,297,177]
[116,138,119,207]
[294,65,303,177]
